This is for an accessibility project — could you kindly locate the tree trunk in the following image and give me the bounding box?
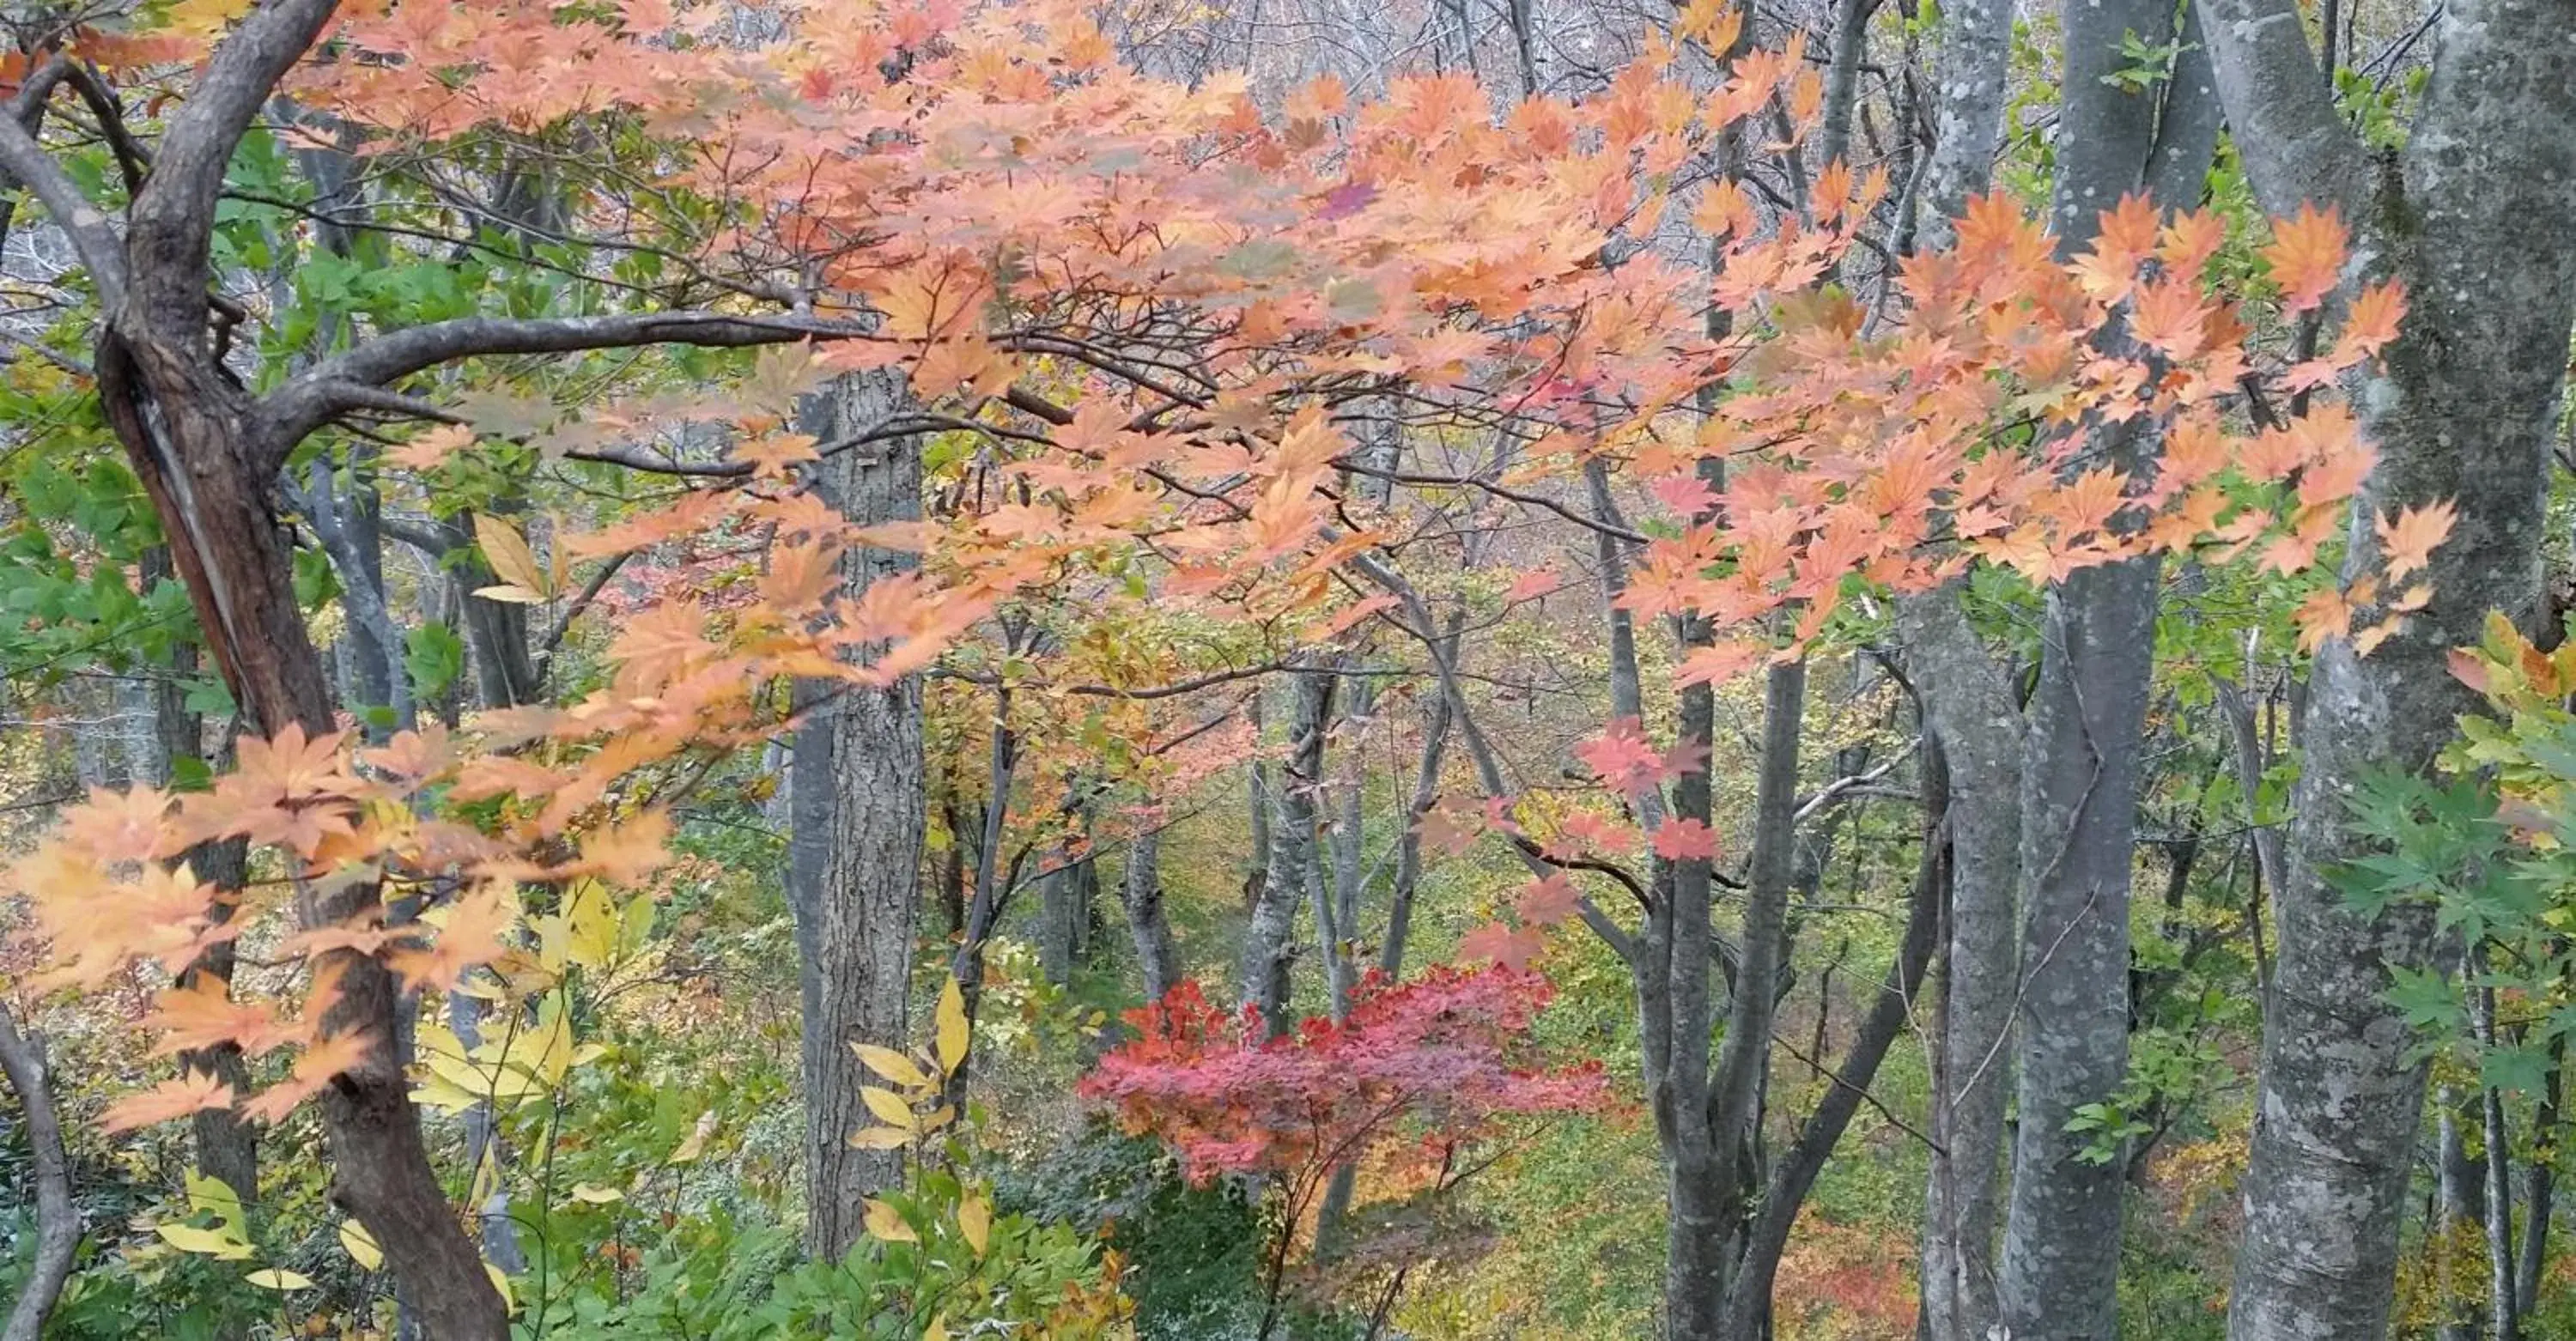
[2477,981,2519,1341]
[1378,691,1450,976]
[1903,589,2020,1341]
[1899,3,2019,1328]
[1121,824,1179,1001]
[2516,1034,2562,1319]
[2196,5,2576,1336]
[1240,669,1333,1035]
[1996,8,2216,1335]
[100,325,508,1337]
[796,369,928,1260]
[1720,736,1947,1336]
[2440,1098,2483,1341]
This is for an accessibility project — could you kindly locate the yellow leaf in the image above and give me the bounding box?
[935,976,969,1077]
[473,514,551,598]
[472,583,548,605]
[847,1126,912,1150]
[851,1043,929,1090]
[864,1198,917,1243]
[486,1261,517,1314]
[919,1103,957,1133]
[245,1268,314,1290]
[924,1314,950,1341]
[562,880,619,970]
[569,1184,624,1204]
[669,1110,717,1164]
[338,1219,384,1271]
[860,1086,916,1130]
[157,1222,254,1260]
[160,0,255,41]
[958,1192,991,1258]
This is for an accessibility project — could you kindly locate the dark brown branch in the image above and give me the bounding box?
[125,0,337,320]
[263,312,882,463]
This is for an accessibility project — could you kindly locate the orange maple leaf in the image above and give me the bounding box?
[241,1031,380,1126]
[2377,501,2458,582]
[101,1072,240,1134]
[144,977,309,1059]
[2263,203,2348,314]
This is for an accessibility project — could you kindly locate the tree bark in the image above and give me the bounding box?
[2515,1034,2562,1319]
[796,369,928,1260]
[1719,736,1946,1337]
[0,1008,78,1341]
[1240,668,1333,1035]
[1902,588,2020,1341]
[2195,5,2576,1337]
[1996,9,2216,1334]
[1121,824,1180,1001]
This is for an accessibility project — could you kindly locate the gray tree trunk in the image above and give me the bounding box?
[0,1010,77,1341]
[2515,1036,2562,1318]
[1240,669,1333,1035]
[1903,590,2020,1341]
[1121,825,1179,1001]
[1899,3,2020,1326]
[795,369,927,1260]
[2191,4,2576,1337]
[1996,8,2216,1335]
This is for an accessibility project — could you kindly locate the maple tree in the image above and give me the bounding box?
[1081,966,1609,1337]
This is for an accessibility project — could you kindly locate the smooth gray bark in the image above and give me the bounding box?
[1121,825,1180,1001]
[0,1008,77,1341]
[1899,0,2020,1328]
[796,369,927,1259]
[1996,7,2218,1334]
[1902,587,2020,1341]
[2197,5,2576,1337]
[1912,0,2013,251]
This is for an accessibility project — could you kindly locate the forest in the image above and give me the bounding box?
[0,0,2571,1338]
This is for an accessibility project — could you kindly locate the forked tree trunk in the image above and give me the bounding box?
[2193,4,2576,1335]
[100,328,509,1336]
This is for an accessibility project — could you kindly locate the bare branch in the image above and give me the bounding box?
[2195,0,2370,220]
[0,1007,80,1341]
[261,311,879,460]
[0,54,126,301]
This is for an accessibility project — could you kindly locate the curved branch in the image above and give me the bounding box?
[126,0,337,317]
[262,311,882,462]
[0,1007,80,1341]
[0,54,125,302]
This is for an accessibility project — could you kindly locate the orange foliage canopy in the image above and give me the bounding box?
[6,0,2418,1126]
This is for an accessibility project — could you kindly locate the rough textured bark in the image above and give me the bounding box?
[1239,669,1333,1035]
[0,1008,77,1341]
[797,369,928,1260]
[1121,825,1179,1001]
[2196,5,2576,1337]
[101,314,508,1341]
